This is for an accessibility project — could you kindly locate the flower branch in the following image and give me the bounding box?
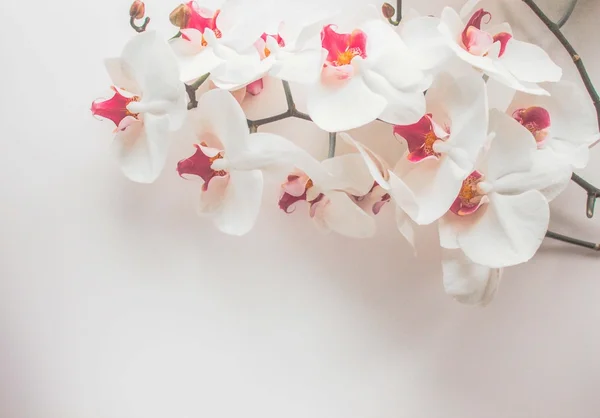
[185,73,210,110]
[523,0,600,219]
[382,0,402,26]
[246,80,312,130]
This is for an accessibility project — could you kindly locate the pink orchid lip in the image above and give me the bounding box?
[512,106,551,146]
[449,170,486,216]
[279,172,326,215]
[91,86,140,129]
[182,2,222,43]
[177,144,228,191]
[321,25,368,67]
[461,8,512,58]
[394,114,447,163]
[372,193,391,215]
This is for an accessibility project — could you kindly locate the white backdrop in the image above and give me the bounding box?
[1,0,600,417]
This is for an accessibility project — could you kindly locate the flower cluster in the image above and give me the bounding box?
[91,0,599,305]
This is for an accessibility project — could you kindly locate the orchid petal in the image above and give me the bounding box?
[499,38,562,83]
[307,76,387,132]
[213,169,263,236]
[320,153,375,196]
[104,58,139,94]
[111,115,170,183]
[401,16,454,71]
[442,249,502,306]
[458,191,549,268]
[321,191,377,238]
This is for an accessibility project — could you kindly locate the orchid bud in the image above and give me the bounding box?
[129,0,145,20]
[381,3,396,19]
[170,4,191,29]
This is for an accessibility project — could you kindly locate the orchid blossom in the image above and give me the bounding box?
[176,89,317,236]
[278,153,378,238]
[439,109,555,269]
[91,31,187,183]
[170,0,270,90]
[305,7,431,132]
[392,74,489,225]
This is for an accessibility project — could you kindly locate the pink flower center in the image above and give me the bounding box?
[512,106,551,146]
[450,171,486,216]
[261,32,285,58]
[91,86,140,129]
[321,25,367,67]
[183,2,222,45]
[279,172,325,215]
[393,114,448,162]
[177,144,228,191]
[461,8,512,58]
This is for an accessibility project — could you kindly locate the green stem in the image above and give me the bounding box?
[129,16,150,33]
[247,80,312,131]
[328,132,337,158]
[185,73,210,110]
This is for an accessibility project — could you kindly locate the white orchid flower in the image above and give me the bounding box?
[91,31,187,183]
[170,0,270,90]
[278,153,378,238]
[404,1,562,95]
[340,133,420,247]
[392,73,489,225]
[305,6,431,132]
[506,81,600,169]
[176,89,319,236]
[439,109,555,269]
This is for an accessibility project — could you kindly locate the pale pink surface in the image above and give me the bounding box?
[1,0,600,418]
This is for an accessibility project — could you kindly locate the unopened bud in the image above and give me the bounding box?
[381,2,396,19]
[170,4,192,29]
[129,0,146,19]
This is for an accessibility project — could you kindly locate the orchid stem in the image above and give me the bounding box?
[185,73,210,110]
[129,16,150,33]
[523,0,600,249]
[546,231,600,251]
[571,173,600,218]
[328,132,337,158]
[247,80,312,131]
[386,0,402,25]
[558,0,579,28]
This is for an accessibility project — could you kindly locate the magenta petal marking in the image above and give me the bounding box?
[177,144,226,190]
[372,193,391,215]
[321,25,367,66]
[185,2,221,36]
[461,8,492,49]
[261,32,285,47]
[450,171,485,216]
[246,78,264,96]
[394,115,433,154]
[91,87,139,128]
[512,106,551,144]
[493,32,512,57]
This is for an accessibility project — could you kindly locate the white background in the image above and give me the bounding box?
[1,0,600,417]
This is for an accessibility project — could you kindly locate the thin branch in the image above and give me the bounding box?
[546,231,600,251]
[571,173,600,218]
[558,0,579,28]
[328,132,337,158]
[522,0,600,132]
[383,0,402,26]
[247,80,312,131]
[185,73,210,110]
[129,16,150,33]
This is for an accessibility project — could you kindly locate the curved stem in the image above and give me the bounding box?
[129,16,150,33]
[386,0,403,26]
[558,0,579,28]
[328,132,337,158]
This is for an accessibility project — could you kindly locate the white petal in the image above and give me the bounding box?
[176,47,223,84]
[401,16,454,71]
[193,89,250,159]
[340,133,390,189]
[112,115,170,183]
[435,74,489,166]
[213,170,263,236]
[307,76,387,132]
[486,109,536,182]
[270,48,326,85]
[376,89,428,127]
[121,31,184,105]
[486,76,516,112]
[459,0,482,19]
[209,41,268,91]
[104,57,139,94]
[459,191,550,268]
[321,191,376,238]
[320,154,375,196]
[442,249,502,306]
[396,208,417,250]
[499,38,562,83]
[401,157,465,225]
[492,148,572,201]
